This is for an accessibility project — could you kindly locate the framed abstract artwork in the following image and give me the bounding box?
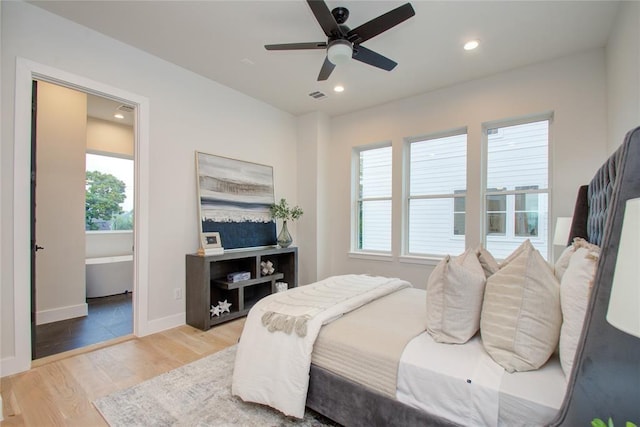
[195,152,276,250]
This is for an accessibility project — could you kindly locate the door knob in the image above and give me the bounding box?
[34,245,44,251]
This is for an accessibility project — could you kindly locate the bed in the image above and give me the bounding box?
[233,125,640,426]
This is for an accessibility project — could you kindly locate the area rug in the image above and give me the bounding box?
[93,346,337,426]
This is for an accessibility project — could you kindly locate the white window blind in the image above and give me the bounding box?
[356,145,392,252]
[485,119,549,259]
[407,132,467,256]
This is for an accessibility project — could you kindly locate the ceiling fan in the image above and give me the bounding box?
[265,0,415,81]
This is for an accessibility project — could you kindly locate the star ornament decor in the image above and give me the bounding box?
[210,300,232,318]
[218,299,232,314]
[210,304,221,317]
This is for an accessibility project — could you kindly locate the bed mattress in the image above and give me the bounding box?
[312,288,567,426]
[397,332,567,426]
[312,288,427,398]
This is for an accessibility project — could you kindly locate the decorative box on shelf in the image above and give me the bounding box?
[227,271,251,283]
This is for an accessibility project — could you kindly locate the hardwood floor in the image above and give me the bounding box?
[1,318,245,426]
[35,293,133,359]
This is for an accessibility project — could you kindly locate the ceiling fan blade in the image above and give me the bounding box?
[265,42,327,51]
[347,3,415,44]
[317,56,335,81]
[352,45,397,71]
[307,0,342,38]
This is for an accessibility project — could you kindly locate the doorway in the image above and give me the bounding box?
[8,58,149,376]
[31,82,136,359]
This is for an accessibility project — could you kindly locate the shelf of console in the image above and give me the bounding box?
[213,272,284,290]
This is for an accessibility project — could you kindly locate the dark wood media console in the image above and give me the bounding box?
[185,247,298,330]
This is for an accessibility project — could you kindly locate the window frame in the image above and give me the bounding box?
[403,128,468,258]
[481,113,553,259]
[351,141,393,255]
[85,149,135,232]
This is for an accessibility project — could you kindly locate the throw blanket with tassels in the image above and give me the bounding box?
[232,274,411,418]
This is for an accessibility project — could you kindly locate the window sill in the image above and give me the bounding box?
[398,255,443,266]
[86,230,134,234]
[348,251,393,262]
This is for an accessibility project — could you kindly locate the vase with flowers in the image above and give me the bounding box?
[270,198,303,248]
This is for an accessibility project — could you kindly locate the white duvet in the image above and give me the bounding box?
[231,274,410,418]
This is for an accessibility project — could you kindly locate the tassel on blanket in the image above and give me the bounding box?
[261,311,310,337]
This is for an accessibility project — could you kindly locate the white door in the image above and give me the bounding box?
[34,81,88,327]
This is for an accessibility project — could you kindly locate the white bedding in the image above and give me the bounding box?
[232,274,410,418]
[397,332,567,427]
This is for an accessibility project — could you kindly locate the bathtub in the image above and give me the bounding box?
[85,255,133,298]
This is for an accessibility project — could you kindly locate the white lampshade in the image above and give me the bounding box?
[327,40,352,65]
[607,197,640,338]
[553,217,572,246]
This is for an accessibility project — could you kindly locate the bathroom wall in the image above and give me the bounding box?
[85,115,135,260]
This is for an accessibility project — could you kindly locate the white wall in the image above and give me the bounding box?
[86,117,134,157]
[86,231,133,258]
[318,50,608,289]
[606,0,640,153]
[296,112,332,285]
[1,1,298,370]
[1,0,5,413]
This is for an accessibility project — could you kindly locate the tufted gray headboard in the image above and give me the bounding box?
[553,126,640,425]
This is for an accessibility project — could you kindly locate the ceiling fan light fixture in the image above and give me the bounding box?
[327,40,352,65]
[464,39,480,51]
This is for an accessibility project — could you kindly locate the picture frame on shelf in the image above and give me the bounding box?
[198,231,224,256]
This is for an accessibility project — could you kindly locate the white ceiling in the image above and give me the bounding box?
[31,1,621,117]
[87,94,135,127]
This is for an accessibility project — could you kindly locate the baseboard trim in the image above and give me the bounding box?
[1,355,30,378]
[36,303,88,325]
[139,312,185,336]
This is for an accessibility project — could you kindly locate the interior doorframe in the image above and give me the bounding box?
[10,57,150,374]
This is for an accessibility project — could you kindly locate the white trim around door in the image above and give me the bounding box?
[3,57,150,376]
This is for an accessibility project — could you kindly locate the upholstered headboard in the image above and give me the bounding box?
[553,126,640,425]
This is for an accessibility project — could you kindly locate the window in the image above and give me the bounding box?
[486,191,507,235]
[514,185,539,237]
[484,119,549,259]
[406,131,467,256]
[354,145,392,252]
[86,153,134,231]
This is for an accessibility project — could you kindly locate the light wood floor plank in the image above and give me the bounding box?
[38,363,94,422]
[0,319,245,426]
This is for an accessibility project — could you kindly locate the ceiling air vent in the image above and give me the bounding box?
[308,91,326,100]
[117,104,135,113]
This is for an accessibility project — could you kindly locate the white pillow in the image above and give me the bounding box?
[426,248,487,344]
[476,246,500,279]
[481,240,562,372]
[559,245,600,377]
[554,244,576,281]
[554,237,593,281]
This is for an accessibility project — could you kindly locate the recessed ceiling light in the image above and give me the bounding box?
[464,40,479,51]
[334,85,345,93]
[114,113,124,119]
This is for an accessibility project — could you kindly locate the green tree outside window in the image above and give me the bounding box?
[85,170,127,230]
